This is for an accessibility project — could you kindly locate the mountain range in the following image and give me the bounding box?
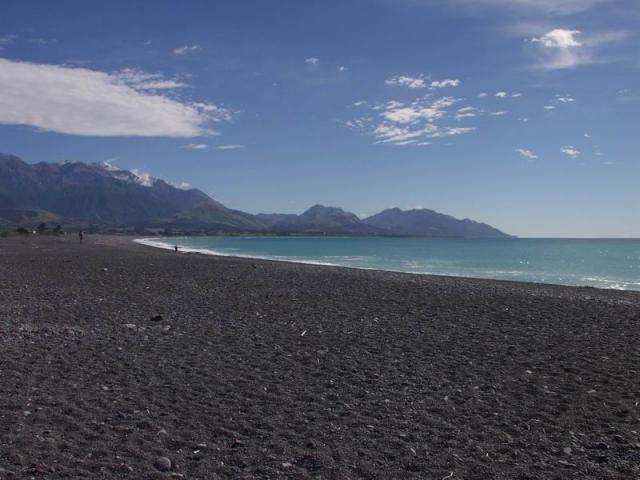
[0,153,513,238]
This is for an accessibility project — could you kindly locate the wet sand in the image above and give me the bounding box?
[1,234,639,479]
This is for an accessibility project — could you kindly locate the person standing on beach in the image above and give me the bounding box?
[78,230,83,244]
[174,245,179,253]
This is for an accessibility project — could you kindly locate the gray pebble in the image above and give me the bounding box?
[154,456,172,471]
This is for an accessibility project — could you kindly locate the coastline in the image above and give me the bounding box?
[135,236,640,293]
[1,234,639,479]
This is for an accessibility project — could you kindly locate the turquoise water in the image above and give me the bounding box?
[137,237,640,291]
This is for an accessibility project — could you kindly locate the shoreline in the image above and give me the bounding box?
[1,234,639,479]
[135,236,640,294]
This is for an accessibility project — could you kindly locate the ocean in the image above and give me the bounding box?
[136,237,640,291]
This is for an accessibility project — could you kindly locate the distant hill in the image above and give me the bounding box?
[0,208,60,227]
[0,153,260,231]
[364,208,512,238]
[0,153,513,237]
[259,205,384,235]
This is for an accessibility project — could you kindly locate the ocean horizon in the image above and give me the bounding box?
[136,236,640,292]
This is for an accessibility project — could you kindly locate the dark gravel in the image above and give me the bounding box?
[1,234,639,479]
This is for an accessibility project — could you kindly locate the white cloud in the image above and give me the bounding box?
[217,144,243,150]
[556,95,575,103]
[0,58,232,137]
[529,29,585,69]
[348,95,476,146]
[490,111,507,116]
[561,145,581,158]
[544,105,556,110]
[515,148,537,159]
[478,92,488,97]
[385,75,426,89]
[178,181,191,189]
[305,57,319,65]
[584,133,592,138]
[527,28,627,69]
[529,28,632,70]
[353,100,367,107]
[532,29,582,48]
[511,93,523,98]
[386,75,460,89]
[430,79,460,88]
[339,65,347,72]
[173,44,202,55]
[182,143,208,150]
[495,91,508,98]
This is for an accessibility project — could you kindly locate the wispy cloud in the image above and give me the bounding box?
[527,28,629,69]
[420,0,616,17]
[494,91,522,98]
[115,68,188,90]
[561,145,581,158]
[305,57,319,65]
[182,143,208,150]
[0,58,232,137]
[217,144,243,150]
[430,79,460,88]
[386,75,460,89]
[0,34,17,50]
[178,181,191,189]
[348,95,475,146]
[556,95,575,103]
[386,75,427,89]
[515,148,537,159]
[172,44,202,55]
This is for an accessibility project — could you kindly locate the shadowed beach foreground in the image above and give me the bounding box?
[1,235,639,479]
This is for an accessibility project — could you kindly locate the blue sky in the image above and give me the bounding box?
[0,0,638,237]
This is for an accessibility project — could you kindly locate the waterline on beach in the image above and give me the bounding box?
[135,237,640,291]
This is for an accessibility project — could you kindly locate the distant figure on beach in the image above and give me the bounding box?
[78,230,83,244]
[174,245,179,253]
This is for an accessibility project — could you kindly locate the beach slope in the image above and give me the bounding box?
[1,235,639,479]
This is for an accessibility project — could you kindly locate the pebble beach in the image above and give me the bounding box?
[1,234,639,479]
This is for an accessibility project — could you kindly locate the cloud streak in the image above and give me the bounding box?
[0,58,232,137]
[0,34,17,50]
[217,144,243,150]
[414,0,617,16]
[173,44,202,55]
[182,143,208,150]
[515,148,537,159]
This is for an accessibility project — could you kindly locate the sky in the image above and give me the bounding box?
[0,0,639,237]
